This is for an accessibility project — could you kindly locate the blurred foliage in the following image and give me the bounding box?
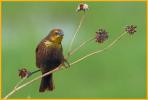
[2,2,146,98]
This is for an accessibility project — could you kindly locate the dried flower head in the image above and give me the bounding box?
[125,25,137,35]
[76,3,88,12]
[96,29,109,43]
[19,68,31,78]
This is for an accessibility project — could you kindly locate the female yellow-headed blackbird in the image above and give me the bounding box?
[36,29,65,92]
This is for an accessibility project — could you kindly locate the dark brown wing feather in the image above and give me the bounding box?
[36,28,64,70]
[36,40,64,71]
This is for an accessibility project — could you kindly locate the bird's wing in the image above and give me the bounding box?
[36,43,42,68]
[36,45,39,53]
[36,41,53,68]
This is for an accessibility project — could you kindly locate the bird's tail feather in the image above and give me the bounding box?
[39,74,54,92]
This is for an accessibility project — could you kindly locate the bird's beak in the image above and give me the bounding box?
[56,34,64,42]
[57,31,64,38]
[57,34,63,38]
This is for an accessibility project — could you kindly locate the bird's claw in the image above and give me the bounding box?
[61,58,70,68]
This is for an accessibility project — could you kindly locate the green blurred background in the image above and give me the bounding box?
[2,2,146,98]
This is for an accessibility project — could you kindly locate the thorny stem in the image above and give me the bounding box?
[68,36,95,57]
[4,32,127,99]
[67,13,86,55]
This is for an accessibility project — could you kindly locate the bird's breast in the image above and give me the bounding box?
[36,41,63,69]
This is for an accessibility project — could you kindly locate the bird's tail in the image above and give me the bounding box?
[39,74,54,92]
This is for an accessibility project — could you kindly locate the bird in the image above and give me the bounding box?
[36,29,68,92]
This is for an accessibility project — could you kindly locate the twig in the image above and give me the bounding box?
[14,77,27,89]
[14,69,40,89]
[4,32,126,99]
[67,13,86,54]
[29,69,40,77]
[70,32,127,65]
[68,36,95,57]
[4,66,62,99]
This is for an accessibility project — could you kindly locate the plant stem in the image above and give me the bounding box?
[29,69,40,77]
[67,13,86,54]
[14,77,27,89]
[4,32,126,99]
[70,32,127,65]
[4,66,62,99]
[14,69,40,89]
[68,36,95,57]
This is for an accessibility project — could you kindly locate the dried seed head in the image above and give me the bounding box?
[96,29,109,43]
[125,25,137,35]
[19,68,31,78]
[76,3,89,12]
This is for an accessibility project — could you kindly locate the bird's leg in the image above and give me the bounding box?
[64,58,70,68]
[61,58,70,68]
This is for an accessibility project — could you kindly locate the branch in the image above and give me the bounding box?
[67,13,86,54]
[14,77,27,89]
[4,32,127,99]
[68,36,94,57]
[70,32,127,65]
[15,69,40,89]
[4,66,62,99]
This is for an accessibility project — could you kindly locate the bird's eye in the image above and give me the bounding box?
[54,30,64,36]
[55,31,59,35]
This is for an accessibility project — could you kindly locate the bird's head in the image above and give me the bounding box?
[48,29,64,44]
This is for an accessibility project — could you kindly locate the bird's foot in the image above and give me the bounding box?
[61,58,70,68]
